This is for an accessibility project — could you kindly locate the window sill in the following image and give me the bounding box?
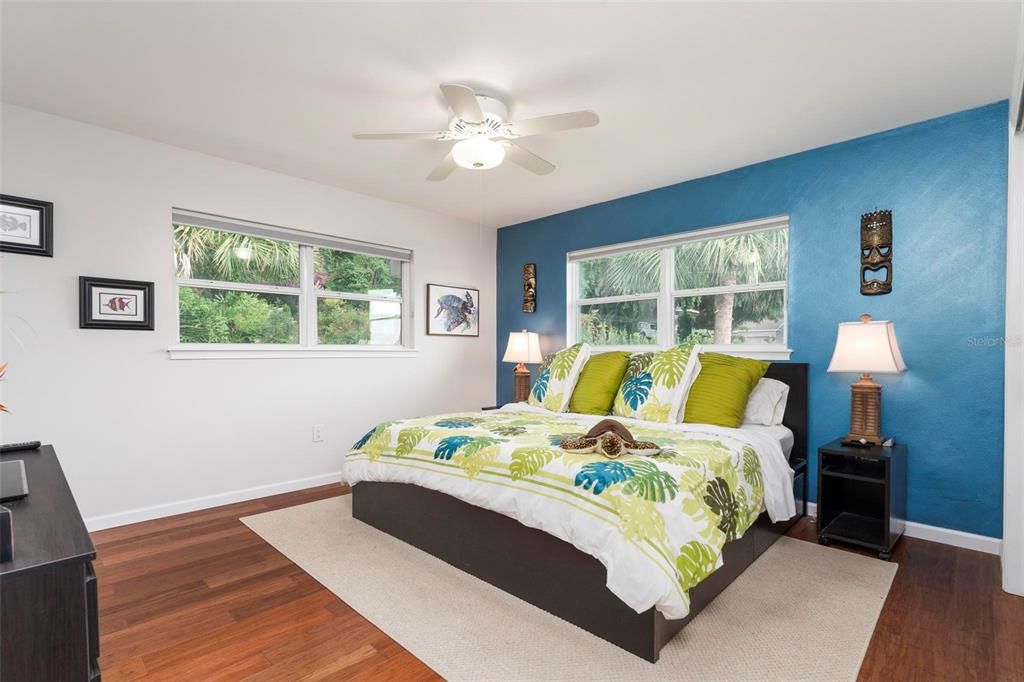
[586,344,792,361]
[167,344,419,360]
[698,345,792,360]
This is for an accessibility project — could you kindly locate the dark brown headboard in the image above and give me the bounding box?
[762,362,808,463]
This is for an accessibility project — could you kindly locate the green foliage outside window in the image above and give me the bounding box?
[178,288,298,343]
[578,229,787,345]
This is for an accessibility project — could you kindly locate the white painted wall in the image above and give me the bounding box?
[0,104,496,529]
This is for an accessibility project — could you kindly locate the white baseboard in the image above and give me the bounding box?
[805,502,1002,556]
[84,471,343,532]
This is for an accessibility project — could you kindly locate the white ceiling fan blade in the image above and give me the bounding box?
[426,151,457,181]
[440,83,484,124]
[507,111,599,137]
[352,131,446,140]
[501,141,555,175]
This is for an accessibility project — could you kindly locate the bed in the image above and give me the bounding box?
[346,362,807,662]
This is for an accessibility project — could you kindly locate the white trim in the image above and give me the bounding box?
[672,281,786,297]
[566,214,789,262]
[84,471,343,531]
[1004,123,1024,594]
[299,243,314,345]
[176,278,300,296]
[576,292,660,306]
[699,344,792,360]
[314,289,401,303]
[168,344,418,360]
[584,344,792,360]
[805,502,1002,556]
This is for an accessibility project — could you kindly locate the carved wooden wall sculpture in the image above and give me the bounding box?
[861,210,892,295]
[523,263,537,312]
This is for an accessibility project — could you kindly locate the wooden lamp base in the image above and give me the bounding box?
[844,373,884,447]
[513,364,532,403]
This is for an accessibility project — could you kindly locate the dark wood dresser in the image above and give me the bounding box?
[1,446,100,681]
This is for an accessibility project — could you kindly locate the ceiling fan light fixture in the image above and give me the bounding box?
[452,138,505,170]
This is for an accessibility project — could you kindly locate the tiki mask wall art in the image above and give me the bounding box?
[860,209,892,295]
[523,263,537,313]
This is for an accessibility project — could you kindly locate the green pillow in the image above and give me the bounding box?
[683,353,769,428]
[569,351,630,415]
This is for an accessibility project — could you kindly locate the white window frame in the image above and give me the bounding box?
[168,209,416,360]
[566,215,791,360]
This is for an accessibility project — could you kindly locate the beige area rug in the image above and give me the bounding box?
[242,496,897,681]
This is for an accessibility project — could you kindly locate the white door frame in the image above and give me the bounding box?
[1004,5,1024,597]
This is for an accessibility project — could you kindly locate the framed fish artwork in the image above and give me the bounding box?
[426,283,479,337]
[79,276,154,330]
[0,194,53,257]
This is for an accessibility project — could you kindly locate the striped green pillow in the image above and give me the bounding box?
[683,353,769,428]
[568,351,630,415]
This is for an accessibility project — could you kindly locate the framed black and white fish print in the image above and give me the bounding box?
[79,276,154,330]
[427,283,479,337]
[0,195,53,257]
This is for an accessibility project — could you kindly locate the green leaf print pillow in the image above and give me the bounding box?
[612,344,700,423]
[527,343,591,412]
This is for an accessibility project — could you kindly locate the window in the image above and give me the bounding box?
[171,209,413,357]
[568,217,789,358]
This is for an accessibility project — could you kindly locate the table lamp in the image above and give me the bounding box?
[827,314,906,446]
[503,329,542,402]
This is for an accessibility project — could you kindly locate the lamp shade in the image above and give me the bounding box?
[827,316,906,374]
[503,330,542,364]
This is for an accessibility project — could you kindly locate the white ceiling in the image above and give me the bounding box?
[1,2,1019,227]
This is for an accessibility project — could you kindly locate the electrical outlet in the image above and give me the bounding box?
[312,424,324,443]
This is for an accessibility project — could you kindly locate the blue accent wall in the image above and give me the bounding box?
[496,102,1008,538]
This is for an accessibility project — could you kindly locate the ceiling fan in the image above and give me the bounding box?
[352,84,599,181]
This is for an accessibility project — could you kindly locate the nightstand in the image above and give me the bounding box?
[816,438,906,560]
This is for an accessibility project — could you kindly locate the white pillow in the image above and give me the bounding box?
[742,378,790,426]
[675,345,704,421]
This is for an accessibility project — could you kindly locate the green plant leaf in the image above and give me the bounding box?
[676,540,718,591]
[548,344,582,381]
[742,446,763,490]
[542,391,564,412]
[509,446,559,479]
[703,477,741,541]
[622,459,679,503]
[364,422,395,460]
[458,445,502,479]
[394,427,428,458]
[489,425,527,436]
[649,346,690,388]
[460,437,504,456]
[611,493,668,545]
[625,352,653,378]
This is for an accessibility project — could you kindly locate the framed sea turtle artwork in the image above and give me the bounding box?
[426,283,479,337]
[79,276,154,330]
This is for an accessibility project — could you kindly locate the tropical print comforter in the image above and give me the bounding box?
[344,403,795,619]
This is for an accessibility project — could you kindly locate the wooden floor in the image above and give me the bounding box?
[92,485,1024,681]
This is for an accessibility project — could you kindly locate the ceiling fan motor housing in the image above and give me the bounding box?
[449,95,508,138]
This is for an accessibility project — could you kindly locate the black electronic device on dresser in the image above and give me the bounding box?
[0,446,100,681]
[816,438,907,560]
